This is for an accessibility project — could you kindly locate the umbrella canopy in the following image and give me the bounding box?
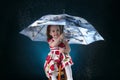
[20,14,104,45]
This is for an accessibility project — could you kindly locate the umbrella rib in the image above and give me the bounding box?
[73,37,83,42]
[78,29,88,44]
[32,26,45,41]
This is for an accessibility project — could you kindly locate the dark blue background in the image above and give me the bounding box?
[0,0,119,80]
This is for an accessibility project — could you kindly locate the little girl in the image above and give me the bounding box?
[44,25,73,80]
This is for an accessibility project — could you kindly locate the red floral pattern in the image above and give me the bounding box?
[55,51,59,55]
[50,64,54,71]
[46,55,50,61]
[44,38,73,78]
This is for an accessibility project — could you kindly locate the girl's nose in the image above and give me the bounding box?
[55,31,58,34]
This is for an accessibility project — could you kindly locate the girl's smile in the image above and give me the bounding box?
[50,25,61,39]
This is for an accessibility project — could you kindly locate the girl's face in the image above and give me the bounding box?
[50,25,60,39]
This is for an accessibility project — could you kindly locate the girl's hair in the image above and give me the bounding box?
[46,25,64,40]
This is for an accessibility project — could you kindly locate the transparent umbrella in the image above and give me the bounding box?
[20,14,104,45]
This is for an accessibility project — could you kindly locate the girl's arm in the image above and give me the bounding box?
[63,40,71,53]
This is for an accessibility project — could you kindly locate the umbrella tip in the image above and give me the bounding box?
[62,9,65,14]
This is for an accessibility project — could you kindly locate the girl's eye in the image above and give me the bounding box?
[52,30,55,32]
[57,29,59,31]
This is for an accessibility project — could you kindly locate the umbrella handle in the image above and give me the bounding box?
[60,25,64,34]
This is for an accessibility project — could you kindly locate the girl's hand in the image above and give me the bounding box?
[59,47,65,53]
[59,33,64,40]
[63,39,68,44]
